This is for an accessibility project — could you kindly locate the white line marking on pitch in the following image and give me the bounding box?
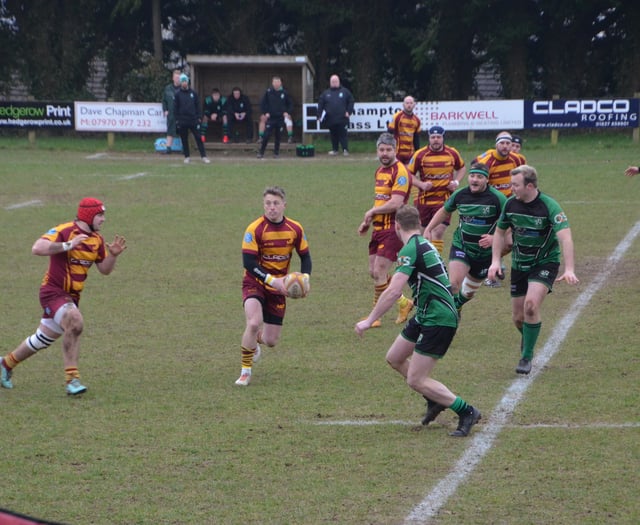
[313,420,640,429]
[314,419,640,430]
[120,172,148,180]
[5,199,42,210]
[404,219,640,524]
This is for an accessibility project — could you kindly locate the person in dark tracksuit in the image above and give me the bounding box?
[257,76,293,159]
[227,87,253,143]
[174,74,210,164]
[317,74,355,156]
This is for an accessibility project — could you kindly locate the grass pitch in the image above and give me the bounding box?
[0,133,639,524]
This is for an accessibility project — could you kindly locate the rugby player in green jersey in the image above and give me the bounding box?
[355,205,481,437]
[424,162,507,313]
[488,165,579,375]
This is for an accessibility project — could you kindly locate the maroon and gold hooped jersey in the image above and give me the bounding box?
[473,149,524,197]
[409,144,465,208]
[40,221,107,298]
[242,216,309,279]
[371,161,412,231]
[388,111,421,163]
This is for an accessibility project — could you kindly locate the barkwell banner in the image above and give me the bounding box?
[303,100,524,133]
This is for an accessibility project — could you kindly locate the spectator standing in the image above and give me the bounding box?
[318,74,355,156]
[257,76,293,159]
[174,74,210,164]
[161,69,181,154]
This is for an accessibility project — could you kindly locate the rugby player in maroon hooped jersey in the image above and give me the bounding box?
[1,198,127,395]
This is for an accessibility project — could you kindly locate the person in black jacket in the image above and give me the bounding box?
[174,74,210,164]
[317,74,355,156]
[257,76,293,159]
[227,87,253,143]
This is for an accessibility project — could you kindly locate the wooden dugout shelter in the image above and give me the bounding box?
[186,54,316,144]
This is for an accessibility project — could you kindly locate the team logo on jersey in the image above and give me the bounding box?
[244,232,253,243]
[47,228,57,234]
[538,269,550,279]
[398,176,408,186]
[554,212,568,224]
[263,254,290,262]
[483,206,491,215]
[339,93,343,98]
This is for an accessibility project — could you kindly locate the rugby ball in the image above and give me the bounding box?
[283,272,310,299]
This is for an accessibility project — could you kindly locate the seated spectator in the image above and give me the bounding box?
[227,87,253,143]
[201,88,229,143]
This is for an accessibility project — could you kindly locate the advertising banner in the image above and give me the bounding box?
[0,101,73,129]
[524,99,639,129]
[303,100,524,133]
[74,101,167,132]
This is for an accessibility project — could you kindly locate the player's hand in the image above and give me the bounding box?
[556,271,579,285]
[487,262,502,281]
[269,276,287,295]
[355,319,371,336]
[107,235,127,256]
[478,234,493,249]
[358,221,370,235]
[624,166,639,177]
[65,234,90,252]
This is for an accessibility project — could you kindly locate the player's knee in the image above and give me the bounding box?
[62,309,84,336]
[523,299,539,319]
[262,335,278,347]
[246,317,262,335]
[405,374,422,392]
[385,354,403,371]
[25,328,56,352]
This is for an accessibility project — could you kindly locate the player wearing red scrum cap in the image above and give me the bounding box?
[1,198,127,395]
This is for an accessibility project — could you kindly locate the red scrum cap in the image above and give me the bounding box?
[77,197,105,225]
